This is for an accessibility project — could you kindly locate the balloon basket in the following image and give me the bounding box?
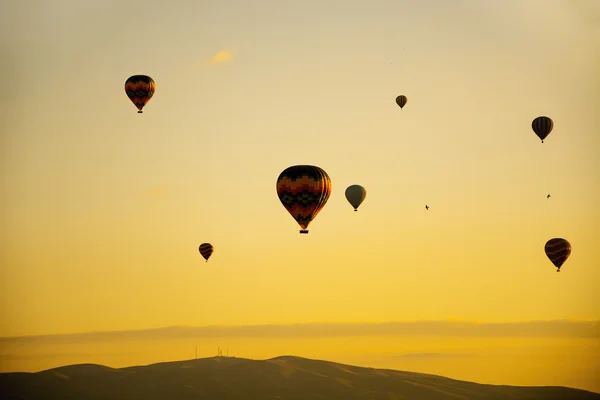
[138,110,143,113]
[299,230,309,234]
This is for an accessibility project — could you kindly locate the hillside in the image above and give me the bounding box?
[1,355,599,399]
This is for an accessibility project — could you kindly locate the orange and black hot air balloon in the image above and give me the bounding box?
[532,116,553,143]
[276,165,331,234]
[125,75,156,113]
[395,95,407,109]
[199,243,214,262]
[544,238,571,272]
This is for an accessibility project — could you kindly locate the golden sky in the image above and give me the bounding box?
[1,322,599,392]
[1,0,599,344]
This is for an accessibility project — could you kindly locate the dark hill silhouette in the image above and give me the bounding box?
[1,355,598,399]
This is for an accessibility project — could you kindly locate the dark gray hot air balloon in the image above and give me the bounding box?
[345,185,367,211]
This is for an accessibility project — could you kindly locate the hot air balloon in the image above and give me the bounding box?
[125,75,156,113]
[345,185,367,211]
[532,116,553,143]
[395,95,407,109]
[544,238,571,272]
[276,165,331,234]
[199,243,214,262]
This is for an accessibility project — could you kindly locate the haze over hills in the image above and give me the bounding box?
[1,355,599,400]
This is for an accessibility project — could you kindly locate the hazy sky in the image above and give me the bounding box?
[1,321,598,392]
[1,0,599,340]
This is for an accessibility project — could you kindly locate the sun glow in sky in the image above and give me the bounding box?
[1,0,599,392]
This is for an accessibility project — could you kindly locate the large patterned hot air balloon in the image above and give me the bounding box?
[125,75,156,113]
[544,238,571,272]
[532,116,553,143]
[199,243,214,262]
[395,95,407,109]
[345,185,367,211]
[276,165,332,234]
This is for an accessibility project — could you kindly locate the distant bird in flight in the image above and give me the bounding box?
[425,205,429,210]
[547,194,551,199]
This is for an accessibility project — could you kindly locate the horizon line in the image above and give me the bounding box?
[2,318,598,341]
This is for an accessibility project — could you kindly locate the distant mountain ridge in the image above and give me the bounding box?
[3,320,598,343]
[1,355,598,399]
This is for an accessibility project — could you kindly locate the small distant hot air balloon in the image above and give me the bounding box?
[125,75,156,113]
[395,95,407,109]
[276,165,332,234]
[532,116,553,143]
[345,185,367,211]
[544,238,571,272]
[199,243,214,262]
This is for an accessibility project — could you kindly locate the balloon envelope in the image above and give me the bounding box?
[199,243,214,262]
[276,165,332,233]
[345,185,367,211]
[532,116,553,142]
[395,95,407,109]
[544,238,571,271]
[125,75,156,113]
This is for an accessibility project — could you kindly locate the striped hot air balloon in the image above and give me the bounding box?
[395,95,407,109]
[544,238,571,272]
[276,165,332,234]
[199,243,214,262]
[532,116,553,143]
[125,75,156,113]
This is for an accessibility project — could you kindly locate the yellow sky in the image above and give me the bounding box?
[1,322,598,392]
[1,0,599,341]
